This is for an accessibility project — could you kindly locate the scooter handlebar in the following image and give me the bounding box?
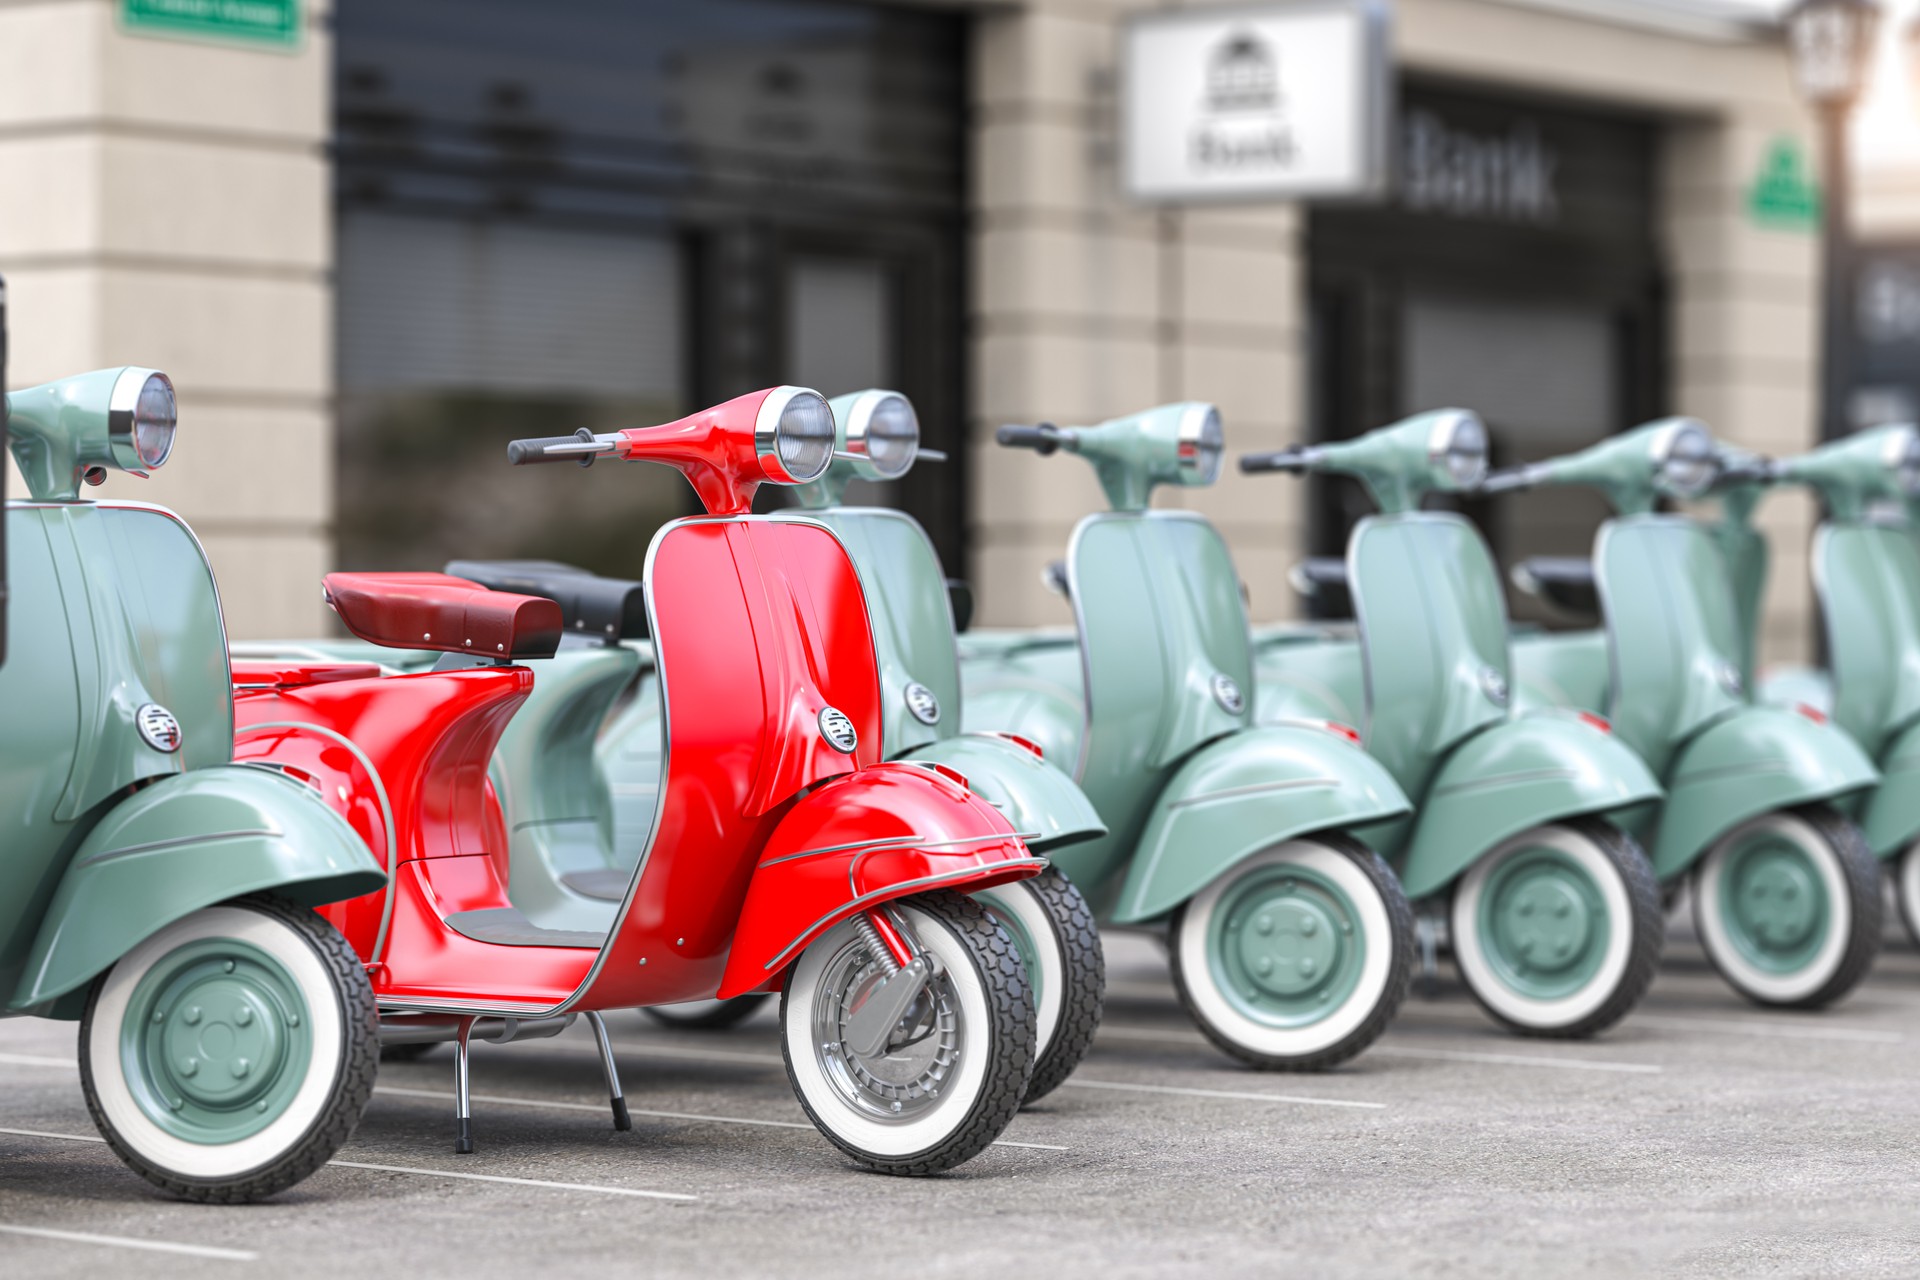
[1713,456,1777,487]
[995,423,1065,455]
[1477,466,1537,495]
[1237,446,1317,476]
[507,428,618,467]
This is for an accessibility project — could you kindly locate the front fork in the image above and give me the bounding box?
[845,907,934,1058]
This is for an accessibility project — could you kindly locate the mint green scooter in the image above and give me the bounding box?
[1499,420,1884,1008]
[1242,412,1667,1038]
[971,405,1418,1072]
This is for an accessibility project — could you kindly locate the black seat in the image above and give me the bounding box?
[445,906,608,949]
[1511,557,1601,619]
[445,560,648,642]
[559,868,631,901]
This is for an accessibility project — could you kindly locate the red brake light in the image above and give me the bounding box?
[1325,721,1362,745]
[992,732,1045,759]
[1794,702,1827,724]
[1577,711,1611,734]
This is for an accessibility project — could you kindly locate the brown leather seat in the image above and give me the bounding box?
[322,572,564,661]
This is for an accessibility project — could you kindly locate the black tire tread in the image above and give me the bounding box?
[1007,868,1105,1104]
[80,894,379,1203]
[1170,833,1415,1072]
[781,890,1035,1176]
[1898,843,1920,950]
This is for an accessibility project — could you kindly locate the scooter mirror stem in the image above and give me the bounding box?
[1771,423,1920,523]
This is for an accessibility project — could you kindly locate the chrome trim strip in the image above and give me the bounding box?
[760,857,1050,972]
[73,827,279,870]
[1164,777,1338,809]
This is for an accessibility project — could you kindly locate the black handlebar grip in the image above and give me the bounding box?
[1238,449,1309,475]
[508,428,603,466]
[995,423,1062,455]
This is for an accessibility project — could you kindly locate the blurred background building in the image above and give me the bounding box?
[4,0,1917,667]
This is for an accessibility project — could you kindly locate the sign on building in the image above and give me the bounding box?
[121,0,301,49]
[1123,1,1389,203]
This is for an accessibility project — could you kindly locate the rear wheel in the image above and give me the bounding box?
[79,896,378,1203]
[1451,820,1661,1038]
[1895,840,1920,949]
[975,868,1105,1103]
[641,994,771,1030]
[1693,807,1880,1008]
[781,892,1034,1175]
[1170,836,1413,1071]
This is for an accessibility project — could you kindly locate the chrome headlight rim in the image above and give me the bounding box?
[1652,418,1718,499]
[844,389,920,482]
[755,385,835,485]
[107,367,176,475]
[1882,424,1920,498]
[1175,402,1225,486]
[1425,409,1488,491]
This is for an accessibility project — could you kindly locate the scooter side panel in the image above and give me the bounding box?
[1814,524,1920,757]
[1111,724,1411,925]
[594,653,662,858]
[1509,630,1610,717]
[1860,718,1920,858]
[805,508,961,758]
[898,732,1105,853]
[1253,631,1365,727]
[1397,713,1662,901]
[716,763,1043,998]
[958,633,1085,766]
[1652,705,1880,880]
[10,765,385,1010]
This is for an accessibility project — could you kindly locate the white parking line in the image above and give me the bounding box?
[1369,1046,1662,1074]
[0,1053,79,1069]
[0,1223,256,1261]
[1398,1000,1904,1045]
[1061,1078,1385,1109]
[0,1126,103,1143]
[375,1085,1070,1152]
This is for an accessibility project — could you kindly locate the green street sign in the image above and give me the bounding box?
[1747,138,1821,231]
[122,0,301,49]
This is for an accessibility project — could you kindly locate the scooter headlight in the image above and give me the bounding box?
[846,391,920,480]
[1653,419,1716,499]
[1427,410,1488,490]
[756,385,835,484]
[1883,425,1920,498]
[1175,403,1225,485]
[108,368,176,474]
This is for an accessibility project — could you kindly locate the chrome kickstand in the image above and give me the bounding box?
[453,1015,476,1154]
[1415,915,1441,999]
[584,1011,632,1132]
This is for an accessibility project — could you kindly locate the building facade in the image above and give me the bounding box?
[0,0,1843,668]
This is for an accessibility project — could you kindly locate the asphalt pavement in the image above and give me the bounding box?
[3,909,1918,1279]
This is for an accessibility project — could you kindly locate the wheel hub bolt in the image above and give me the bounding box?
[1554,902,1571,918]
[183,1006,201,1025]
[235,1006,254,1027]
[1299,958,1317,978]
[1256,957,1274,976]
[288,1014,300,1028]
[179,1059,198,1077]
[1519,902,1534,917]
[1300,917,1318,938]
[151,1011,164,1024]
[223,960,236,974]
[1256,915,1274,935]
[232,1058,251,1079]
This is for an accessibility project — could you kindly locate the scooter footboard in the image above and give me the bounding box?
[714,763,1044,998]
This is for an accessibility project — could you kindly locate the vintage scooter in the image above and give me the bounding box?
[766,387,1108,1100]
[1496,419,1883,1009]
[1,277,389,1201]
[973,404,1418,1072]
[231,386,1047,1175]
[1241,412,1667,1038]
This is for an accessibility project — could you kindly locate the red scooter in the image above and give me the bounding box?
[231,387,1045,1175]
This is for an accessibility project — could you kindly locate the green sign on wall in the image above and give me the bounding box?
[1747,138,1821,231]
[122,0,301,48]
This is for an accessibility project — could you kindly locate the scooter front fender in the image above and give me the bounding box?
[897,732,1105,853]
[1399,713,1661,901]
[1652,705,1880,879]
[1111,725,1411,925]
[10,766,385,1013]
[715,763,1044,998]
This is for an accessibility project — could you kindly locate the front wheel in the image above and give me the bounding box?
[1693,807,1881,1008]
[1451,820,1662,1039]
[781,891,1035,1175]
[1170,836,1413,1071]
[79,896,378,1203]
[974,868,1105,1103]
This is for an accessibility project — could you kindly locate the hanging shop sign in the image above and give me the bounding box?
[1123,1,1389,203]
[121,0,301,49]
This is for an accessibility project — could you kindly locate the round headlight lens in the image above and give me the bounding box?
[1656,421,1716,498]
[107,367,176,474]
[773,389,835,483]
[1177,404,1224,485]
[857,393,920,480]
[1429,411,1488,489]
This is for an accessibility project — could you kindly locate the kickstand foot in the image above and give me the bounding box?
[585,1010,632,1133]
[453,1015,476,1154]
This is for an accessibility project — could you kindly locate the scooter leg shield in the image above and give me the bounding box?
[715,763,1044,999]
[897,732,1105,852]
[12,766,385,1011]
[1857,719,1920,860]
[1110,725,1411,926]
[1651,706,1880,881]
[1397,713,1661,902]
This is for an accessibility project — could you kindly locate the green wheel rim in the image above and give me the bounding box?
[119,936,314,1143]
[1714,826,1831,975]
[977,888,1044,1018]
[1206,861,1366,1029]
[1475,843,1611,1001]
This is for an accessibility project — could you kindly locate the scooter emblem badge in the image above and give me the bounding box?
[904,681,941,726]
[1212,674,1245,715]
[818,706,859,754]
[136,703,183,753]
[1480,666,1510,706]
[1716,660,1743,697]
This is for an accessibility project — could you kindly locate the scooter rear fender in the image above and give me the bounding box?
[1652,705,1879,880]
[1399,713,1661,901]
[897,732,1105,853]
[10,766,385,1013]
[1111,724,1411,925]
[1861,718,1920,859]
[715,763,1044,998]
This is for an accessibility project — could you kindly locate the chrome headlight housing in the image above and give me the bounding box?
[1652,418,1717,499]
[107,368,176,475]
[1426,410,1488,490]
[844,390,920,481]
[1175,403,1225,485]
[1883,424,1920,497]
[756,385,835,484]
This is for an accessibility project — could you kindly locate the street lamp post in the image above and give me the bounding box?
[1783,0,1880,441]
